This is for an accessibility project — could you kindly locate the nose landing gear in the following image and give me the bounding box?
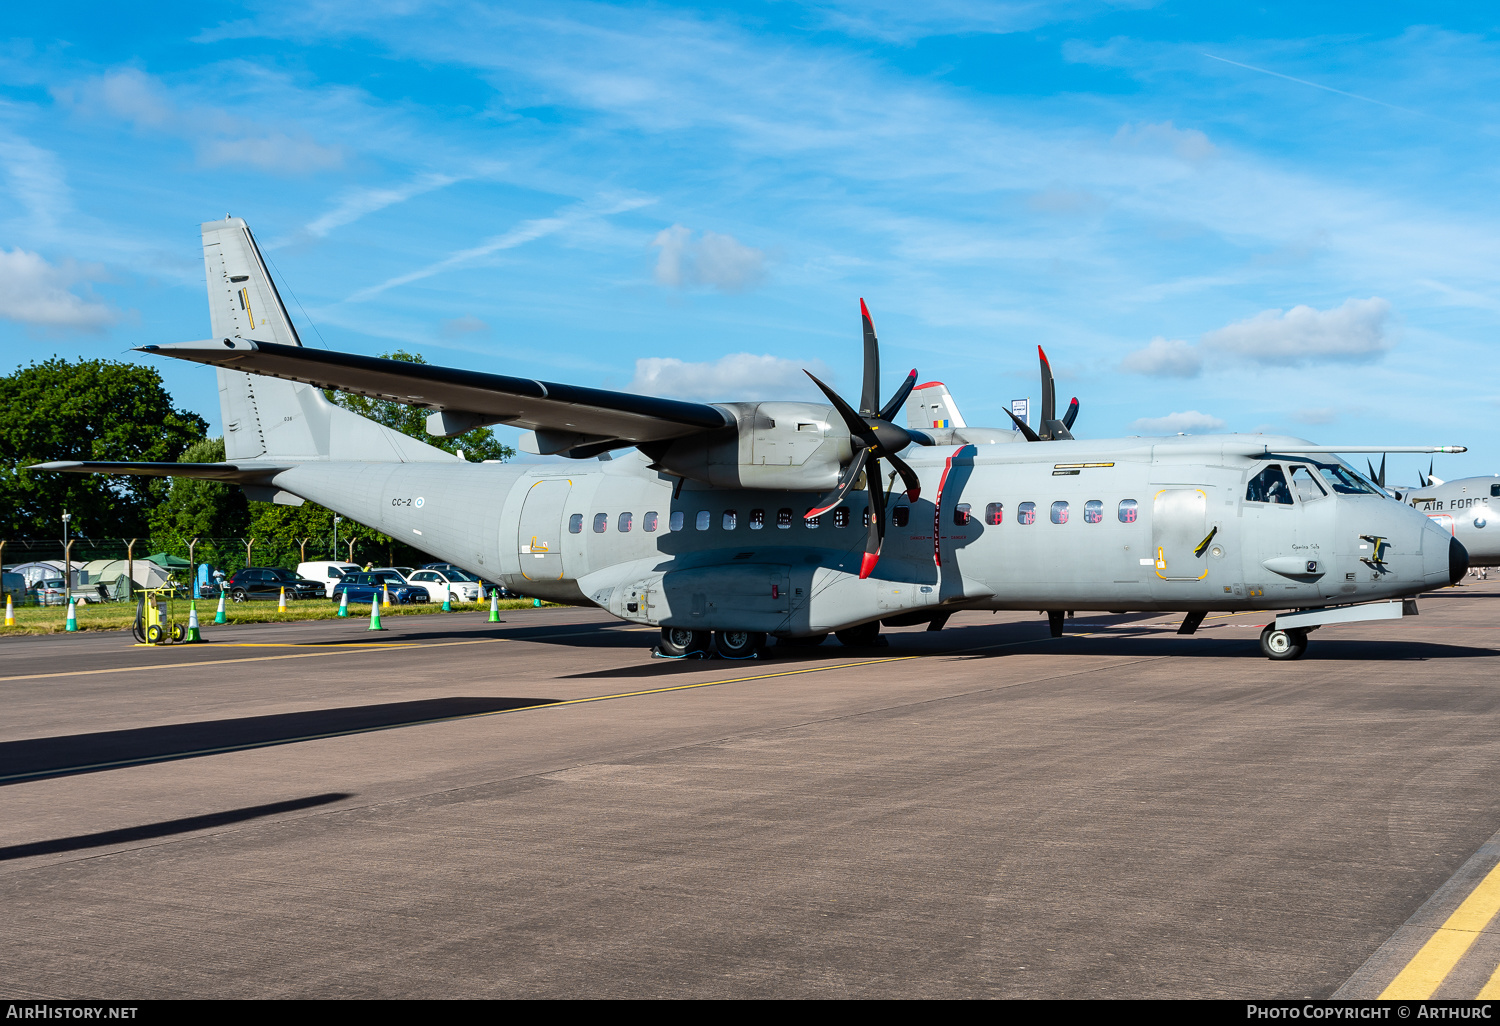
[1260,625,1308,660]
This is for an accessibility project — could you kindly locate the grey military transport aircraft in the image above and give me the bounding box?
[35,218,1471,661]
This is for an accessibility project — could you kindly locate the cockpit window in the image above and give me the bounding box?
[1289,465,1327,502]
[1316,463,1380,496]
[1492,484,1499,497]
[1246,465,1292,505]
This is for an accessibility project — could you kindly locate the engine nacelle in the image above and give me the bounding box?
[641,402,854,490]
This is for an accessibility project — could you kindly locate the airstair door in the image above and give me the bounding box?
[518,478,572,581]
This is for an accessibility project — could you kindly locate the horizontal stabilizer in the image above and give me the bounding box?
[29,460,288,482]
[138,339,733,448]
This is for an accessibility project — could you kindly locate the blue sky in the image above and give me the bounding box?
[1,1,1497,481]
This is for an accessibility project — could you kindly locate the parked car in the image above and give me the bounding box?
[330,572,429,606]
[296,561,364,599]
[2,571,25,604]
[406,568,483,604]
[420,563,507,598]
[223,568,325,603]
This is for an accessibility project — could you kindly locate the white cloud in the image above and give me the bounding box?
[441,315,489,337]
[1121,298,1393,376]
[1293,407,1337,425]
[301,172,466,240]
[1130,410,1226,434]
[0,131,70,230]
[1202,297,1393,364]
[628,353,830,401]
[652,225,766,292]
[1119,336,1201,377]
[54,68,344,175]
[347,195,654,301]
[1112,120,1217,163]
[0,249,116,330]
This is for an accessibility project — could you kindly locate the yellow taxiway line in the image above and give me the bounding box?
[1380,860,1500,999]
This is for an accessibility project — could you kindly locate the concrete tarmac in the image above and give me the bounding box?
[2,582,1499,998]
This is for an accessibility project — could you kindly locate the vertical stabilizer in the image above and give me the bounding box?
[906,381,967,431]
[201,217,453,467]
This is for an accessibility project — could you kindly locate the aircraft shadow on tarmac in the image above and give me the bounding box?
[0,697,557,787]
[0,793,351,862]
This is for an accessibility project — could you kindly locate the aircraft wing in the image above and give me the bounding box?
[138,339,732,450]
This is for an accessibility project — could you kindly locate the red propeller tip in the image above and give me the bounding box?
[1038,345,1051,366]
[860,298,870,318]
[858,552,880,579]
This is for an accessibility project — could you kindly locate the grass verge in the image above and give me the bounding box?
[0,597,562,636]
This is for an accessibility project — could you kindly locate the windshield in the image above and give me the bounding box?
[1313,460,1381,496]
[443,569,479,582]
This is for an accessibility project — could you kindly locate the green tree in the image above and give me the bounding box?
[0,358,207,540]
[148,437,251,543]
[324,350,515,463]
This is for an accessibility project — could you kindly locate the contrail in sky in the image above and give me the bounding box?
[1203,53,1425,117]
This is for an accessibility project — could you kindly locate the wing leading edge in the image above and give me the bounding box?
[138,339,733,454]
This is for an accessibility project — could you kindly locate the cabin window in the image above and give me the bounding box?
[1290,465,1327,502]
[568,514,583,534]
[1083,500,1103,524]
[1117,499,1138,523]
[1492,484,1500,497]
[1018,502,1037,525]
[723,510,737,530]
[893,506,910,527]
[954,502,971,526]
[643,511,659,532]
[985,502,1003,525]
[593,513,608,533]
[696,510,711,531]
[1050,501,1069,525]
[806,512,821,529]
[750,509,765,530]
[618,512,633,532]
[777,508,793,528]
[1245,465,1292,505]
[833,508,850,528]
[669,511,685,532]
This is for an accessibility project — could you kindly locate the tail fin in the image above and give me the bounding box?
[201,217,452,466]
[905,381,967,431]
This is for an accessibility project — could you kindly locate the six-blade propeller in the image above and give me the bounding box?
[803,299,935,579]
[805,301,1083,580]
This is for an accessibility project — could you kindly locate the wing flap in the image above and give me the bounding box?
[139,340,731,445]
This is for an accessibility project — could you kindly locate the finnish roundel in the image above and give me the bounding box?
[415,497,425,508]
[1476,516,1487,529]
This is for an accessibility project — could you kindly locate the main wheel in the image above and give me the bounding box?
[1260,625,1308,660]
[658,627,710,657]
[170,622,186,643]
[231,589,248,603]
[835,621,885,648]
[145,624,165,644]
[715,630,766,659]
[779,633,828,648]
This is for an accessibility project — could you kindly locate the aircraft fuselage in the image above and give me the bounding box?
[270,435,1459,636]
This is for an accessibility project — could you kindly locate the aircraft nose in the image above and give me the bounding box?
[1451,535,1470,586]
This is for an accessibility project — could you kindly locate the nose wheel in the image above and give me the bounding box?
[1260,625,1308,660]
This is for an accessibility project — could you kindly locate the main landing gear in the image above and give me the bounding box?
[654,627,768,659]
[1259,625,1308,661]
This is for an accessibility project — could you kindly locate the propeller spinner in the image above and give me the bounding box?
[803,299,935,580]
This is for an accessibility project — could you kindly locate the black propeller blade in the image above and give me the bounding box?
[804,299,935,579]
[1367,455,1387,489]
[1036,346,1075,441]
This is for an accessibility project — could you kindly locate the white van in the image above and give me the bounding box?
[295,562,363,599]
